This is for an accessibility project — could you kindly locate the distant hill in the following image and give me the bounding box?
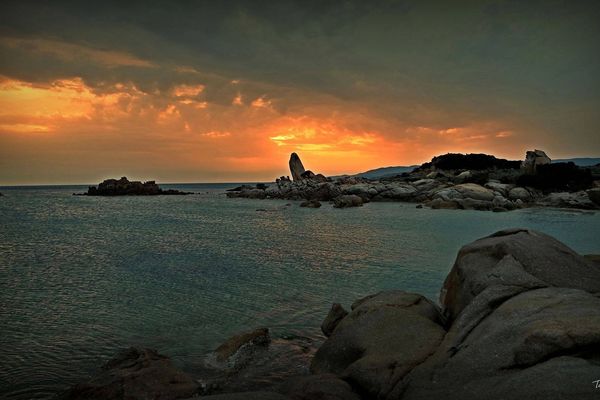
[553,158,600,167]
[353,165,418,179]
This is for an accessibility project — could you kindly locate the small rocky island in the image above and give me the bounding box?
[79,177,191,196]
[227,150,600,210]
[56,229,600,399]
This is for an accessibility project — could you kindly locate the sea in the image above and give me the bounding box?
[1,183,599,399]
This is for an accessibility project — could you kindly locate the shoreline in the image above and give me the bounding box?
[227,151,600,212]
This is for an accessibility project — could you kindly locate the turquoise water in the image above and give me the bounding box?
[1,184,599,399]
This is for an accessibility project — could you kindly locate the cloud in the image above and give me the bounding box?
[0,0,599,184]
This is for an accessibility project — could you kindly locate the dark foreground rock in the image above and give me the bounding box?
[82,177,191,196]
[56,347,198,400]
[311,291,446,399]
[300,199,322,208]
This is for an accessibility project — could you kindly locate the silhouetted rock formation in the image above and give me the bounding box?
[517,162,593,192]
[522,149,551,174]
[417,153,521,171]
[289,153,306,181]
[227,150,600,211]
[83,177,191,196]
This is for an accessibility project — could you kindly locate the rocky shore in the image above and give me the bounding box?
[57,229,600,399]
[227,151,600,211]
[78,177,192,196]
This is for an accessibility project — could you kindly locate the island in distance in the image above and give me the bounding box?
[228,150,600,211]
[78,177,191,196]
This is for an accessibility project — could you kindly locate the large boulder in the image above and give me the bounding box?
[521,149,551,174]
[311,291,446,398]
[384,229,600,400]
[536,191,597,210]
[507,186,531,201]
[56,347,198,400]
[588,188,600,205]
[332,195,364,208]
[397,288,600,400]
[320,303,348,337]
[434,183,495,202]
[289,153,306,181]
[196,392,289,400]
[441,228,600,322]
[277,374,361,400]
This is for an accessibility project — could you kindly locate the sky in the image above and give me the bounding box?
[0,0,599,184]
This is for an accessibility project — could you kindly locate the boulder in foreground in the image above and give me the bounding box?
[56,347,197,400]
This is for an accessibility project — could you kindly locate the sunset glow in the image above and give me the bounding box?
[1,1,599,184]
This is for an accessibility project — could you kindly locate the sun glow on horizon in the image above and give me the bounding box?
[0,74,538,184]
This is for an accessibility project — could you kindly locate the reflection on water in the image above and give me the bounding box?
[0,184,599,399]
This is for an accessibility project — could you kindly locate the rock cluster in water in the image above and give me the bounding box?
[227,150,600,210]
[81,177,191,196]
[57,229,600,399]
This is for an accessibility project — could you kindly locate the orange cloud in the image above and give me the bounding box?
[0,74,532,184]
[172,84,205,97]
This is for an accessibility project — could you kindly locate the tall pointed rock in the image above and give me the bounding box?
[289,152,306,181]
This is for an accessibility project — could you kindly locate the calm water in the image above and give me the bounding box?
[1,184,599,399]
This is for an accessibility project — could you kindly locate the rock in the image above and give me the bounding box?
[277,374,361,400]
[522,149,551,174]
[425,153,521,171]
[507,186,531,201]
[440,228,600,323]
[536,191,597,209]
[434,183,495,202]
[199,336,317,395]
[398,288,600,400]
[84,177,191,196]
[411,179,440,192]
[332,195,363,208]
[56,347,197,400]
[311,291,446,398]
[484,181,512,196]
[320,303,348,337]
[518,162,593,192]
[587,187,600,205]
[289,153,306,181]
[300,200,321,208]
[584,254,600,266]
[300,170,328,182]
[454,170,471,182]
[195,392,290,400]
[214,328,270,363]
[427,198,459,209]
[378,183,417,200]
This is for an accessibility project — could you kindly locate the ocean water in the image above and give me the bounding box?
[1,183,599,399]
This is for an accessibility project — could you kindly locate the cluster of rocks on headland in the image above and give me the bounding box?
[227,150,600,211]
[56,228,600,399]
[78,177,191,196]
